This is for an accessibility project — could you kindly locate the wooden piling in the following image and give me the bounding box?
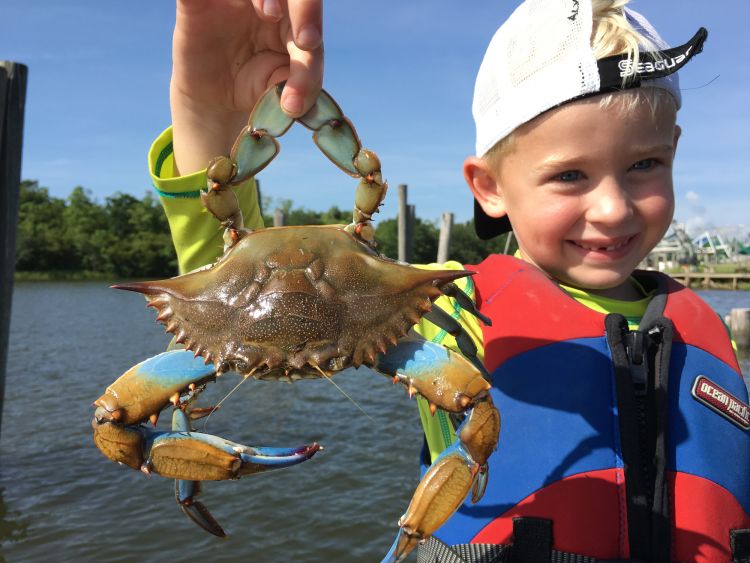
[729,308,750,351]
[398,184,408,262]
[273,208,285,227]
[0,61,28,437]
[407,204,416,263]
[437,212,454,263]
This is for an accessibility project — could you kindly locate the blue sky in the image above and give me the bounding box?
[2,1,748,236]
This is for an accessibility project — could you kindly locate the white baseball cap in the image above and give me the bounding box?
[472,0,707,239]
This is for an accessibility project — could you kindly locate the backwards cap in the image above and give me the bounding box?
[472,0,707,239]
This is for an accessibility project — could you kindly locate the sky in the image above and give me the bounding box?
[2,0,748,238]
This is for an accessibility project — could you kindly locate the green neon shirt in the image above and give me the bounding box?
[148,127,263,274]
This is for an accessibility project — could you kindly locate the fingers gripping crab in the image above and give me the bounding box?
[91,84,500,562]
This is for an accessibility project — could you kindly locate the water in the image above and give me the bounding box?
[1,283,749,562]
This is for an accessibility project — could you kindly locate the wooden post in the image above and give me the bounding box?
[437,212,454,263]
[729,308,750,351]
[407,204,416,263]
[398,184,408,262]
[273,208,285,227]
[0,62,28,437]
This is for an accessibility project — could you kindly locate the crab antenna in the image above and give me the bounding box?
[311,363,375,424]
[201,370,256,431]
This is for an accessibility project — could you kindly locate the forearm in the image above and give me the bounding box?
[170,85,248,177]
[149,127,264,274]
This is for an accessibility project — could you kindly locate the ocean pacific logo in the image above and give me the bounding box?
[691,375,750,430]
[618,44,694,78]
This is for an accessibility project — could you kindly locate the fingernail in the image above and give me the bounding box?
[263,0,282,19]
[282,94,303,115]
[297,24,321,49]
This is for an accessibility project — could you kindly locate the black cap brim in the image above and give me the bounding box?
[474,198,512,239]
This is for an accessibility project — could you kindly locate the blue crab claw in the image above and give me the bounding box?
[176,479,226,537]
[93,350,217,426]
[376,336,491,413]
[145,409,321,481]
[381,438,491,563]
[167,409,321,537]
[375,336,500,563]
[92,349,321,538]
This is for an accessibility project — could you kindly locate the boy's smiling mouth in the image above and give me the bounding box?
[568,234,638,256]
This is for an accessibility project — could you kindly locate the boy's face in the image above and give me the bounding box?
[467,95,680,300]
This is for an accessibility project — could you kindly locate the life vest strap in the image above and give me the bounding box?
[417,517,641,563]
[733,529,750,562]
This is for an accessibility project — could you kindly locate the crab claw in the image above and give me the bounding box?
[92,349,321,537]
[91,418,147,470]
[176,479,226,537]
[145,409,321,481]
[376,337,500,562]
[167,409,320,537]
[376,336,491,414]
[94,350,217,426]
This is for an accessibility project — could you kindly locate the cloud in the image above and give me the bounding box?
[686,190,700,203]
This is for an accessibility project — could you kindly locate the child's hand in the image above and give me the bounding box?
[170,0,323,175]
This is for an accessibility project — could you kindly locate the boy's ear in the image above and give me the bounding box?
[673,124,682,155]
[463,156,507,218]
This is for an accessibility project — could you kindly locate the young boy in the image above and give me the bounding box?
[150,1,749,561]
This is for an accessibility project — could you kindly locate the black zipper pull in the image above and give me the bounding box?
[626,331,648,396]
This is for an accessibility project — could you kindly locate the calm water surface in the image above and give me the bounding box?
[1,283,749,562]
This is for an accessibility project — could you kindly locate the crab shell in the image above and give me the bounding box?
[115,225,471,380]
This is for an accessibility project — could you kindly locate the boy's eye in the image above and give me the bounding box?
[632,158,655,170]
[556,170,582,182]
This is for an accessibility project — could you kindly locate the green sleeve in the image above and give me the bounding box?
[148,126,264,274]
[412,261,486,464]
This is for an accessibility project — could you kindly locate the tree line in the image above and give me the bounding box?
[14,181,516,278]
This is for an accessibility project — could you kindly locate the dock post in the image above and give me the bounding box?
[398,184,408,262]
[0,61,28,437]
[407,204,415,263]
[437,212,454,263]
[728,308,750,351]
[273,208,286,227]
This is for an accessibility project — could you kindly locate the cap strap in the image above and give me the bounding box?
[597,27,708,91]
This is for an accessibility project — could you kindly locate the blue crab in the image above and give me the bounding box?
[92,84,500,562]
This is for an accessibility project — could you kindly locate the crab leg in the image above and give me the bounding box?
[202,83,387,250]
[92,350,320,481]
[375,336,500,563]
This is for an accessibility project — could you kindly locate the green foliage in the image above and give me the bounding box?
[16,180,176,278]
[262,198,351,226]
[448,221,517,265]
[16,182,515,278]
[375,217,515,265]
[374,218,440,263]
[16,181,76,271]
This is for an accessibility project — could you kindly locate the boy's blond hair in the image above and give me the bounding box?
[484,0,676,167]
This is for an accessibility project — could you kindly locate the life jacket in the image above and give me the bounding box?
[420,254,750,563]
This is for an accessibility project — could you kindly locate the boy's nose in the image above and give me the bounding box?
[585,179,633,225]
